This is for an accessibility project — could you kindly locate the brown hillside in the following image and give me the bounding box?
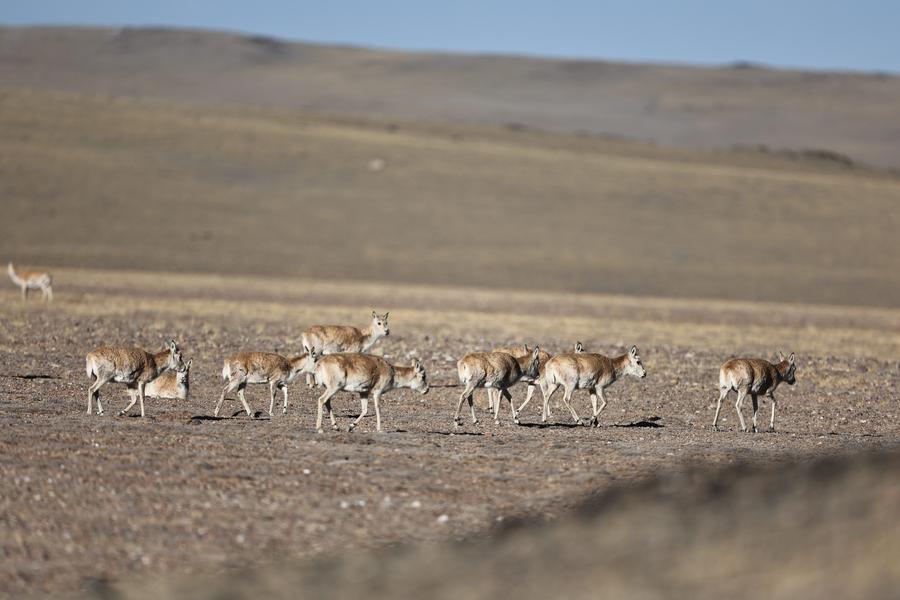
[1,88,899,307]
[1,26,899,168]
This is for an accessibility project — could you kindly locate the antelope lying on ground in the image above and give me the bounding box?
[7,262,53,303]
[215,351,318,418]
[144,358,192,400]
[714,352,796,433]
[313,354,428,433]
[300,311,390,386]
[85,340,184,417]
[541,345,646,426]
[512,341,586,417]
[455,347,542,426]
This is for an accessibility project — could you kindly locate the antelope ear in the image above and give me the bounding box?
[788,352,795,364]
[372,310,378,319]
[575,341,583,352]
[532,346,541,359]
[383,312,389,320]
[186,358,193,369]
[630,345,637,356]
[169,339,178,351]
[778,351,786,361]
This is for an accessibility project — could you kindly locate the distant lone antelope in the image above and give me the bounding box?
[300,311,390,386]
[714,352,797,433]
[215,351,318,418]
[313,354,429,433]
[541,345,646,426]
[144,358,192,400]
[455,347,542,426]
[7,262,52,303]
[85,340,184,417]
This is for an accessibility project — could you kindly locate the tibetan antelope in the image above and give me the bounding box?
[455,347,542,426]
[215,351,318,418]
[486,344,550,413]
[7,262,52,303]
[144,358,192,400]
[85,340,184,417]
[541,345,646,426]
[511,341,586,417]
[714,352,796,433]
[313,354,429,433]
[300,311,390,386]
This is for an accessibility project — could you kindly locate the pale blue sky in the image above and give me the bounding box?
[4,0,899,73]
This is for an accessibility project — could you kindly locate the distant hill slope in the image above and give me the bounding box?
[2,88,899,307]
[1,25,899,168]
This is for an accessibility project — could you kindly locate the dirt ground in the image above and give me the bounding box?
[1,269,898,598]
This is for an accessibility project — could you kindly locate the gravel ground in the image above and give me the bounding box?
[1,272,898,598]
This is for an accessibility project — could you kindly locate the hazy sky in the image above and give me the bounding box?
[4,0,899,73]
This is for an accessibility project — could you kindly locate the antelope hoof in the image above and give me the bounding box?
[752,426,758,433]
[767,426,776,433]
[514,418,520,425]
[348,423,356,432]
[316,428,324,434]
[494,419,500,425]
[118,410,127,417]
[332,424,340,431]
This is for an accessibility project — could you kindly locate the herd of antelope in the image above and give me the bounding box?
[9,266,798,434]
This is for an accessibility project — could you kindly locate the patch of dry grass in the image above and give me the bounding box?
[1,89,899,307]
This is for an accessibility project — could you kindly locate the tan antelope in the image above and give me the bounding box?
[455,347,542,426]
[510,341,586,417]
[144,358,192,400]
[215,351,318,418]
[7,262,53,303]
[313,354,429,433]
[541,345,646,426]
[300,311,390,386]
[486,344,550,413]
[714,352,796,433]
[85,340,184,417]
